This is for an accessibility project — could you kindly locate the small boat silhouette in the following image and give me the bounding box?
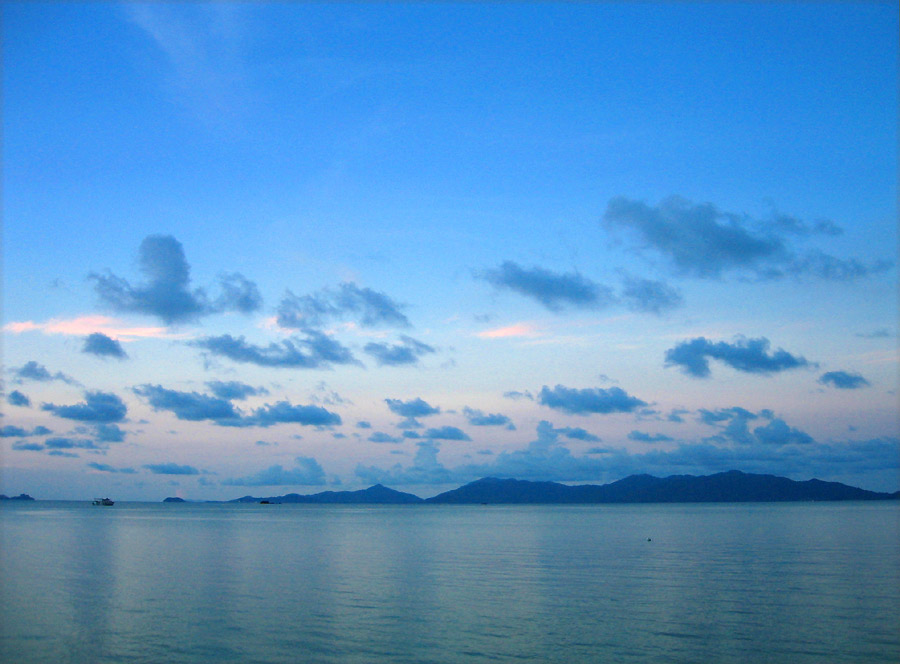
[92,497,115,506]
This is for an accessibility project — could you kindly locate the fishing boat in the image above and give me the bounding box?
[92,497,114,506]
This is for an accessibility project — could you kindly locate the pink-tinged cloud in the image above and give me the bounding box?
[2,316,188,340]
[477,323,541,339]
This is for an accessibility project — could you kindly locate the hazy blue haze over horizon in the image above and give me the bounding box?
[2,501,898,663]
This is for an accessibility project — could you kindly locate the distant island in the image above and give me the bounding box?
[177,471,900,505]
[0,493,35,501]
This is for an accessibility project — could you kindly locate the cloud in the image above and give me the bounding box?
[364,335,436,366]
[628,430,673,443]
[819,371,870,390]
[144,463,200,475]
[1,425,54,438]
[94,423,127,443]
[698,407,814,448]
[12,441,45,452]
[134,384,241,422]
[856,329,892,339]
[356,441,454,486]
[769,213,844,237]
[369,432,402,443]
[602,196,890,281]
[82,332,128,359]
[618,276,683,314]
[556,426,601,442]
[193,332,357,369]
[753,418,815,446]
[277,283,409,330]
[3,315,179,340]
[45,437,99,450]
[89,235,261,324]
[604,196,785,278]
[786,251,892,281]
[7,391,31,407]
[503,390,534,401]
[355,413,899,489]
[664,336,812,378]
[134,385,341,428]
[42,391,127,423]
[424,426,471,441]
[477,323,541,339]
[88,462,137,474]
[205,380,269,400]
[385,397,440,419]
[214,272,263,314]
[480,261,614,311]
[538,385,646,415]
[250,401,342,428]
[13,361,77,385]
[463,407,514,428]
[223,457,326,486]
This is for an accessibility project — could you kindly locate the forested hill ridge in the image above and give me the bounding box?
[230,483,422,504]
[213,471,899,505]
[0,493,35,501]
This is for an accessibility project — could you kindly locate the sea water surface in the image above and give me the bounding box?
[1,500,898,663]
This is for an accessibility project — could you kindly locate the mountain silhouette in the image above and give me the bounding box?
[425,471,898,504]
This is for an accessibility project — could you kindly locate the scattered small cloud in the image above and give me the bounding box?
[144,462,200,475]
[12,441,45,451]
[7,390,32,407]
[89,235,261,325]
[369,432,402,443]
[503,390,534,401]
[618,275,683,314]
[3,315,179,340]
[205,380,269,400]
[88,462,137,474]
[480,261,614,312]
[134,384,241,422]
[192,332,358,369]
[856,329,892,339]
[463,407,514,428]
[42,391,128,423]
[364,335,436,366]
[538,384,646,415]
[94,423,127,443]
[223,457,326,486]
[477,323,541,339]
[628,430,673,443]
[602,196,891,281]
[385,397,440,419]
[277,283,409,330]
[82,332,128,359]
[251,401,342,428]
[424,426,471,441]
[555,426,601,442]
[665,336,812,378]
[819,371,870,390]
[13,361,77,385]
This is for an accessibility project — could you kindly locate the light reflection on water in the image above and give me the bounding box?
[1,501,898,663]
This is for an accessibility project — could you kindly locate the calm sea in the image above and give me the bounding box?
[1,500,898,663]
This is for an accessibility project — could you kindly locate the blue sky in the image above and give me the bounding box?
[3,2,897,500]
